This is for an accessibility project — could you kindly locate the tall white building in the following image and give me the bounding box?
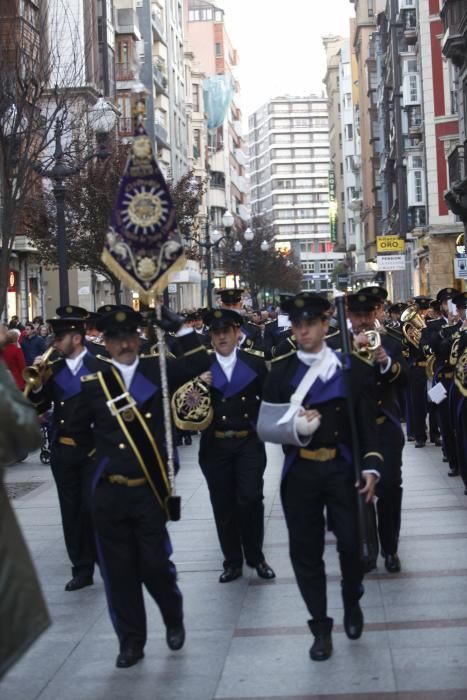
[338,39,365,274]
[249,96,344,294]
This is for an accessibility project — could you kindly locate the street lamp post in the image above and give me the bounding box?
[187,210,234,308]
[232,227,269,309]
[35,98,117,306]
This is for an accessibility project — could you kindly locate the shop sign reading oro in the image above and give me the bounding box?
[376,235,405,253]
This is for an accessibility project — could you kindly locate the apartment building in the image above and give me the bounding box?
[132,0,189,180]
[440,0,467,291]
[349,0,386,262]
[322,35,346,252]
[185,0,249,236]
[249,96,345,295]
[0,0,43,322]
[415,0,462,293]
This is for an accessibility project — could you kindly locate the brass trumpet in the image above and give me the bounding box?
[23,346,55,397]
[401,304,425,349]
[355,329,381,361]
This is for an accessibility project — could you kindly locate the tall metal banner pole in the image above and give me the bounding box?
[154,299,180,521]
[334,295,371,566]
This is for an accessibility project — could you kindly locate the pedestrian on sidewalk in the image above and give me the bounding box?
[196,308,275,584]
[2,330,26,391]
[20,322,46,366]
[257,292,381,662]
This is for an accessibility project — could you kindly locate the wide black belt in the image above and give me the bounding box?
[97,368,171,517]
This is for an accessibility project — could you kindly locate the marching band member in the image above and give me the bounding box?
[257,293,381,662]
[196,308,275,583]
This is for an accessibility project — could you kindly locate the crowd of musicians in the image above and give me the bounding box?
[7,283,466,667]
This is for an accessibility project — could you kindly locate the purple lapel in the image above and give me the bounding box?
[130,371,158,406]
[54,359,93,400]
[210,354,257,399]
[290,354,347,406]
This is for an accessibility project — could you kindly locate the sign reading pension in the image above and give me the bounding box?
[376,235,405,253]
[377,254,406,271]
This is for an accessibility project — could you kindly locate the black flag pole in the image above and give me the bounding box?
[334,295,373,568]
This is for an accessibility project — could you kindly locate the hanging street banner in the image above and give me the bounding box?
[376,235,405,253]
[102,124,185,303]
[328,170,337,244]
[377,254,406,271]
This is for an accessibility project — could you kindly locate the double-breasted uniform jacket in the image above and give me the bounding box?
[262,348,383,478]
[421,317,461,383]
[77,333,208,485]
[239,320,263,352]
[326,328,407,427]
[198,348,267,464]
[30,351,103,451]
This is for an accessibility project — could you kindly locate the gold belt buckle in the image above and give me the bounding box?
[108,474,128,486]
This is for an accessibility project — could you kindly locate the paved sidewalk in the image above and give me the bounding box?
[3,437,467,700]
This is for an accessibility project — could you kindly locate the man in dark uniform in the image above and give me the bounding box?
[402,296,437,448]
[421,288,461,476]
[29,306,100,591]
[216,288,263,350]
[197,308,275,583]
[342,289,407,574]
[448,291,467,492]
[77,308,208,668]
[257,293,381,661]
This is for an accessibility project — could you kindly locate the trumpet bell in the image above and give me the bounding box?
[401,304,426,349]
[364,330,381,351]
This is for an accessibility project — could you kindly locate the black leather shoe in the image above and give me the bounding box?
[308,618,333,661]
[407,436,415,442]
[183,435,192,446]
[65,575,93,591]
[343,603,364,640]
[166,622,185,651]
[385,554,401,573]
[255,561,276,580]
[448,468,460,477]
[415,440,426,448]
[219,566,242,583]
[116,647,144,668]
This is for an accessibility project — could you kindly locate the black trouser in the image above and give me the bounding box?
[50,443,95,578]
[407,366,428,442]
[282,456,363,622]
[428,402,440,442]
[451,387,467,487]
[199,434,266,568]
[375,421,404,556]
[437,377,458,469]
[92,482,183,651]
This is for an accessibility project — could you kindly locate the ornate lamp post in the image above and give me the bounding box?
[188,210,234,308]
[35,97,117,305]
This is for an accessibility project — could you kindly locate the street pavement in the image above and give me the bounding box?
[3,437,467,700]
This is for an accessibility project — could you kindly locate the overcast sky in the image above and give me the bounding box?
[218,0,355,125]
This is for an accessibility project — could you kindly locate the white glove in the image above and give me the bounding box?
[295,413,321,437]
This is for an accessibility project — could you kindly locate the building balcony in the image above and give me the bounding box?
[116,62,136,82]
[407,205,426,230]
[408,106,423,134]
[154,115,170,149]
[116,8,141,38]
[151,11,166,44]
[448,143,465,186]
[441,0,467,67]
[118,116,133,136]
[153,65,168,95]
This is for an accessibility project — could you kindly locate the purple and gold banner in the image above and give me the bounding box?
[102,126,184,302]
